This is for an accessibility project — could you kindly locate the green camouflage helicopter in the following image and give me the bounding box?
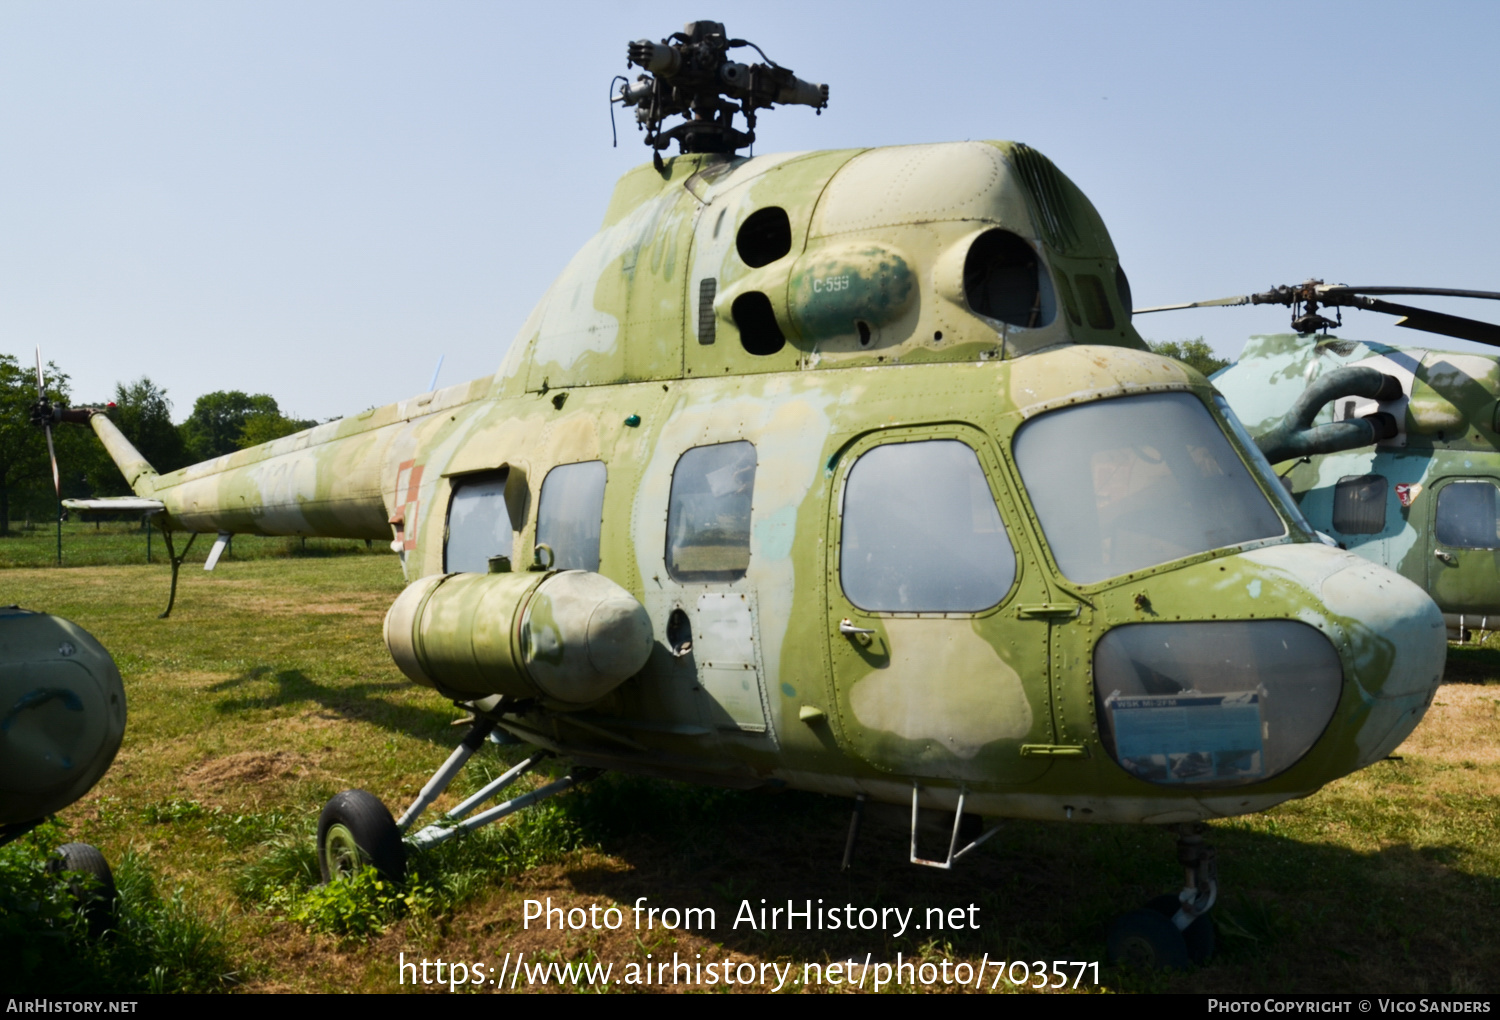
[39,22,1448,969]
[1140,281,1500,640]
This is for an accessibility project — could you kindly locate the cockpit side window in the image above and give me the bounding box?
[839,440,1016,612]
[444,470,518,573]
[1014,393,1286,584]
[536,461,607,571]
[667,442,757,583]
[1436,480,1500,549]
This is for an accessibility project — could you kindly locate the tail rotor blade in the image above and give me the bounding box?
[34,347,60,498]
[45,425,60,499]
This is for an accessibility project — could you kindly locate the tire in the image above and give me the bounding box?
[1147,893,1215,965]
[316,789,406,884]
[1106,908,1191,971]
[47,842,116,938]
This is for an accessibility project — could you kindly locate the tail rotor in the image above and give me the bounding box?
[32,347,61,501]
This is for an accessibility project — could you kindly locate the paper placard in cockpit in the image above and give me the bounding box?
[1108,691,1264,784]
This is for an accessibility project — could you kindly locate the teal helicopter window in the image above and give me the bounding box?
[839,440,1016,612]
[1436,480,1500,549]
[536,461,606,571]
[1332,475,1388,535]
[667,442,757,583]
[1014,393,1285,584]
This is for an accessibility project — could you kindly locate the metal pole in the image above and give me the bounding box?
[147,516,152,564]
[55,501,61,567]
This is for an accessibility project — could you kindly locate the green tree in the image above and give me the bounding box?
[179,391,282,461]
[1147,338,1231,378]
[0,352,68,535]
[235,410,317,450]
[78,378,190,495]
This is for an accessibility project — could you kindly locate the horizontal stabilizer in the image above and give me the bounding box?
[62,497,166,513]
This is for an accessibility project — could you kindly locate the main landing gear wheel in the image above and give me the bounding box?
[1147,894,1215,965]
[1106,909,1191,971]
[1106,823,1218,970]
[317,789,406,884]
[47,842,116,938]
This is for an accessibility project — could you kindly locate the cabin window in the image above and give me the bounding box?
[1332,475,1388,535]
[840,440,1015,612]
[1436,480,1500,549]
[667,442,756,583]
[963,229,1056,328]
[445,470,518,573]
[536,460,607,571]
[1014,393,1285,584]
[1074,273,1116,330]
[736,207,792,268]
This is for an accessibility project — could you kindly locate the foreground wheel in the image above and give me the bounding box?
[1106,908,1191,971]
[316,790,406,884]
[1147,894,1215,965]
[47,842,116,938]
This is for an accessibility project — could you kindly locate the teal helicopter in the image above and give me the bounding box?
[1140,281,1500,639]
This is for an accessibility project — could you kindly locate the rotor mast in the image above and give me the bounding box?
[616,20,828,165]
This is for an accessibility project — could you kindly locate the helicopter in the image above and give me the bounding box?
[1138,281,1500,639]
[34,21,1448,970]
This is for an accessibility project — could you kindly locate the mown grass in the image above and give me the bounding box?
[0,517,386,570]
[2,531,1498,993]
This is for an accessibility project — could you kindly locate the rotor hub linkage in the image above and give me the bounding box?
[616,20,827,162]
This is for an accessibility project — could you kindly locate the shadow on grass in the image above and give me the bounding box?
[208,665,454,746]
[493,773,1500,994]
[1442,644,1500,685]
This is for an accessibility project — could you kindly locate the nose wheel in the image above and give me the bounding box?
[1106,824,1217,969]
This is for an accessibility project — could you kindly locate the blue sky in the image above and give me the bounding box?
[3,1,1496,420]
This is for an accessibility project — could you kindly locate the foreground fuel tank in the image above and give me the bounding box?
[0,607,126,827]
[384,569,653,708]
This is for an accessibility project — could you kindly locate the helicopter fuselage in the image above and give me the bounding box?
[77,143,1445,826]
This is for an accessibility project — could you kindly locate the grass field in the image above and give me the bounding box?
[3,529,1499,994]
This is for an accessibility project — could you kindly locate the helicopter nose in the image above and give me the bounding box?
[1243,545,1446,768]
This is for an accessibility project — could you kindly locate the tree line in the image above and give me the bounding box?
[1,352,318,534]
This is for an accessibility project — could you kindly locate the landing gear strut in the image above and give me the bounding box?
[314,712,597,883]
[1106,823,1217,969]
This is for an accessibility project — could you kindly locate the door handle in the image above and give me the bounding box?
[1435,550,1457,565]
[839,618,876,636]
[1017,603,1081,620]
